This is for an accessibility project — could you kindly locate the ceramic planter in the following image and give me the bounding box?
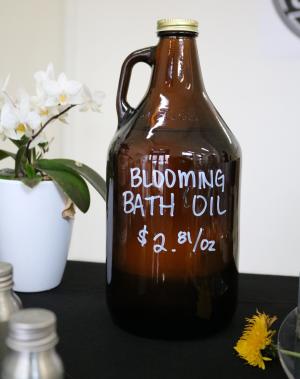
[0,179,73,292]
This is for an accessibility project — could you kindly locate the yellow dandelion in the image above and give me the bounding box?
[234,311,277,370]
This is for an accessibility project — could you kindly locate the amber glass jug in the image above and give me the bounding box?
[106,19,241,338]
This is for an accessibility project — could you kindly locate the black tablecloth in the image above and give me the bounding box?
[19,261,297,379]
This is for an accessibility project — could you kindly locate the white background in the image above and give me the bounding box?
[0,0,300,276]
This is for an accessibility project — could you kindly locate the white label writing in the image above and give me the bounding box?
[122,167,227,218]
[136,225,216,254]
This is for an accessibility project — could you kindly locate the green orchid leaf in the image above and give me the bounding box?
[0,149,16,161]
[35,163,90,213]
[21,176,42,188]
[9,137,29,148]
[36,159,106,200]
[15,146,27,177]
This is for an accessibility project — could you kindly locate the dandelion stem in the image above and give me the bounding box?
[278,348,300,358]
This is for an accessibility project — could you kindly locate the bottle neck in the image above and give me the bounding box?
[150,33,205,97]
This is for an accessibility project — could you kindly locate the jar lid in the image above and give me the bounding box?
[157,19,198,33]
[7,308,58,352]
[0,262,13,290]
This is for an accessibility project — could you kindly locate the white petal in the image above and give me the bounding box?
[46,106,59,117]
[93,90,105,105]
[34,63,55,84]
[34,71,46,83]
[30,94,40,108]
[3,127,20,140]
[46,63,55,80]
[18,91,30,118]
[58,113,69,124]
[35,86,44,99]
[65,80,82,96]
[91,104,102,112]
[57,73,68,86]
[68,93,83,105]
[82,84,92,99]
[26,111,41,130]
[42,80,60,97]
[79,104,90,112]
[1,103,18,129]
[44,96,59,107]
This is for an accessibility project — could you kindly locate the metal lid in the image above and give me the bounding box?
[157,18,198,33]
[7,309,58,352]
[0,262,13,290]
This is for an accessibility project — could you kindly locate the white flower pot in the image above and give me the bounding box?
[0,179,73,292]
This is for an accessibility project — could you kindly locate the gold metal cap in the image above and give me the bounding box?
[157,18,198,33]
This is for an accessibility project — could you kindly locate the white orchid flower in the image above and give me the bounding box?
[34,63,55,85]
[32,64,60,121]
[0,63,104,146]
[42,73,82,107]
[79,85,105,112]
[0,94,41,140]
[16,93,42,132]
[0,103,25,140]
[31,95,58,124]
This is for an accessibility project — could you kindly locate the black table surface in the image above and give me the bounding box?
[19,261,297,379]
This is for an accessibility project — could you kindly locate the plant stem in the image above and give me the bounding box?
[25,104,76,161]
[279,348,300,358]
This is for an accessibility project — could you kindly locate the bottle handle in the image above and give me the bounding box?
[116,46,155,127]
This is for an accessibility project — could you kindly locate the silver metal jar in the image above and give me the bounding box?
[1,309,64,379]
[0,262,22,365]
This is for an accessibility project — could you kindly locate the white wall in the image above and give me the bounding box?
[0,0,64,161]
[1,0,300,276]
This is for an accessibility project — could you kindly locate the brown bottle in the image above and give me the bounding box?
[106,19,241,338]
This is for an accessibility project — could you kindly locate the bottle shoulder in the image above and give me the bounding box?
[0,291,22,322]
[109,106,241,164]
[2,350,64,379]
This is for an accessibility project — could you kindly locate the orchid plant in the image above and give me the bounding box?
[0,64,106,216]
